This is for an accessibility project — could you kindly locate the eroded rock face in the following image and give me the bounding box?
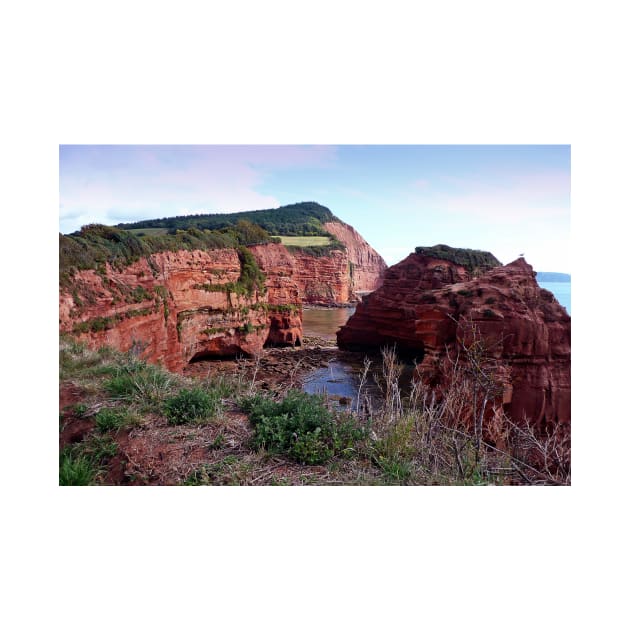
[251,220,387,306]
[248,243,303,347]
[59,221,387,370]
[59,247,303,371]
[337,253,571,430]
[322,220,387,298]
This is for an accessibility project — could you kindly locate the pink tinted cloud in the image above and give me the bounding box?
[60,145,338,231]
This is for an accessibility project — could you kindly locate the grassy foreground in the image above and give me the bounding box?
[59,338,569,485]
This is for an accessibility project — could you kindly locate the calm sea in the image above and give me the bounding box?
[302,307,356,340]
[538,281,571,315]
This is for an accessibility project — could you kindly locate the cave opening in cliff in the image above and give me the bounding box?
[188,348,252,363]
[264,336,302,349]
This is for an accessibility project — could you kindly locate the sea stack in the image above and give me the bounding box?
[337,245,571,432]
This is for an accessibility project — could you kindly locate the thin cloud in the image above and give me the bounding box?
[59,145,337,232]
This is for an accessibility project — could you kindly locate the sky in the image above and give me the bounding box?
[59,145,571,273]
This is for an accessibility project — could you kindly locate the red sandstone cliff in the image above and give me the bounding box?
[59,218,386,370]
[322,220,387,298]
[251,221,387,306]
[337,253,571,431]
[59,246,303,371]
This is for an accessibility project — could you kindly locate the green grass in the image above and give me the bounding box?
[59,435,118,485]
[183,455,254,485]
[59,451,98,485]
[104,362,177,408]
[94,407,134,433]
[126,228,169,236]
[163,387,222,425]
[278,235,332,247]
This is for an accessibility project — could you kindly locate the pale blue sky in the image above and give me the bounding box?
[60,145,570,272]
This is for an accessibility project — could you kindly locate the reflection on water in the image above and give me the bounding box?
[302,354,416,410]
[302,357,378,409]
[302,307,355,340]
[301,306,416,408]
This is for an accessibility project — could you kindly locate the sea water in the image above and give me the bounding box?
[302,307,356,339]
[538,281,571,315]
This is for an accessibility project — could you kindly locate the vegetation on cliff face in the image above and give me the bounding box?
[60,222,268,293]
[414,244,501,274]
[115,201,339,237]
[59,202,348,288]
[192,246,267,299]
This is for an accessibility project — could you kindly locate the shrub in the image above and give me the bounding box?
[163,387,221,425]
[244,390,365,465]
[414,244,501,273]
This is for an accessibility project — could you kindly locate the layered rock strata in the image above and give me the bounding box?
[59,222,386,370]
[59,247,302,372]
[322,220,387,298]
[262,220,387,305]
[337,253,571,430]
[250,220,387,306]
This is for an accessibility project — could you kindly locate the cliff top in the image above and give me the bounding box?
[59,222,271,286]
[414,244,501,274]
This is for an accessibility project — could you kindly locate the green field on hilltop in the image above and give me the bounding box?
[126,228,169,236]
[279,235,332,247]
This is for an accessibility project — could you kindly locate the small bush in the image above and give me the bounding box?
[244,390,365,465]
[164,388,221,425]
